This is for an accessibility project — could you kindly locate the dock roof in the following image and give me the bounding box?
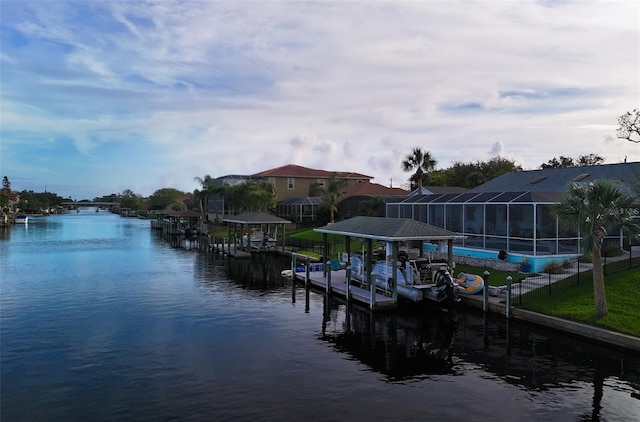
[223,212,291,225]
[314,216,462,242]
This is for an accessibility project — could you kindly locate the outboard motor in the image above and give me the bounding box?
[434,269,456,302]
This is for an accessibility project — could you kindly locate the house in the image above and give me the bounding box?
[338,182,409,218]
[253,164,373,202]
[386,162,640,270]
[0,189,20,213]
[206,166,371,220]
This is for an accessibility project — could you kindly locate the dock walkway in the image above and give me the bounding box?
[290,269,397,310]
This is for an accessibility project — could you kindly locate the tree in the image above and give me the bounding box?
[541,156,575,169]
[360,196,384,216]
[318,173,347,224]
[541,154,604,169]
[576,154,604,166]
[402,147,436,193]
[194,174,215,222]
[443,157,521,188]
[552,180,640,317]
[2,176,10,191]
[308,182,324,197]
[617,109,640,143]
[120,189,145,211]
[147,188,183,210]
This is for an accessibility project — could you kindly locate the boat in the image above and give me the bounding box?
[14,215,28,224]
[349,252,459,304]
[243,230,277,249]
[281,262,325,278]
[456,272,484,295]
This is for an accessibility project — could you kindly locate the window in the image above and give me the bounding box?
[287,178,294,190]
[268,177,275,186]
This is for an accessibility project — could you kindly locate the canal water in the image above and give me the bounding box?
[1,211,639,421]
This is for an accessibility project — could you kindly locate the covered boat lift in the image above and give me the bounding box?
[223,212,291,252]
[312,216,463,309]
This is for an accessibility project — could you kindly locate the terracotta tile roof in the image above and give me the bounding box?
[341,182,408,198]
[254,164,372,180]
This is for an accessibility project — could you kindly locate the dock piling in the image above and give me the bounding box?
[483,270,490,313]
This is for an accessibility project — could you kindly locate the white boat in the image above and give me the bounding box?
[349,253,459,304]
[14,215,28,224]
[243,230,277,249]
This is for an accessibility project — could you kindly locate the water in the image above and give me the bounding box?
[1,211,639,421]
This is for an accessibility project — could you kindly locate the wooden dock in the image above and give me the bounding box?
[210,242,253,259]
[291,269,397,310]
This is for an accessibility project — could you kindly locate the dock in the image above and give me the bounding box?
[287,259,397,310]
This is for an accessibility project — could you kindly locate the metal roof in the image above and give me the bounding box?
[314,216,462,241]
[223,212,291,225]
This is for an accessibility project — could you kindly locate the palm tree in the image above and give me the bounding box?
[402,147,436,194]
[552,180,640,317]
[194,174,215,221]
[320,173,348,224]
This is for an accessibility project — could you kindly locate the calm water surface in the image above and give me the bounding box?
[1,211,639,421]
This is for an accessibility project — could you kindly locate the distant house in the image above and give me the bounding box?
[338,182,409,218]
[253,164,373,202]
[0,189,20,212]
[386,162,640,270]
[206,174,252,220]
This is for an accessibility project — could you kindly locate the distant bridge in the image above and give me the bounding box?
[61,201,121,207]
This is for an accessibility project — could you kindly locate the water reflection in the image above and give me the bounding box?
[184,246,640,420]
[318,297,459,380]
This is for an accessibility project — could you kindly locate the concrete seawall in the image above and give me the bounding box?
[459,295,640,352]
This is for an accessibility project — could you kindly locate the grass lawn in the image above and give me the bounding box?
[518,266,640,337]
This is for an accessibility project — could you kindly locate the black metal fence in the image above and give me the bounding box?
[514,246,640,306]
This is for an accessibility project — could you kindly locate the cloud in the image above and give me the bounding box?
[1,0,639,198]
[489,142,504,157]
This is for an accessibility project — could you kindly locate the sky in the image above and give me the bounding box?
[1,0,639,200]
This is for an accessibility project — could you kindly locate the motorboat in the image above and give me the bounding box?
[14,215,28,224]
[349,252,458,304]
[243,230,277,249]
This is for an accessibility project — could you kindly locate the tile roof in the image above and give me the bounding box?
[253,164,372,180]
[341,182,408,198]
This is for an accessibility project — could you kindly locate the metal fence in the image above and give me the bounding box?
[514,246,640,306]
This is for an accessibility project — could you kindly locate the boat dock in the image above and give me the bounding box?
[289,266,397,310]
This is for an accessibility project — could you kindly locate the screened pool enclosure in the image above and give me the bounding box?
[386,191,626,257]
[275,196,322,222]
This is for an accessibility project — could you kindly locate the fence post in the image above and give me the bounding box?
[483,270,490,313]
[506,276,512,319]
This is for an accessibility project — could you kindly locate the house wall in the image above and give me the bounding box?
[269,177,367,202]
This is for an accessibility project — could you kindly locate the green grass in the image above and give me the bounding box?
[518,266,640,337]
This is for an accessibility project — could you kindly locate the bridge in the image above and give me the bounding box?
[61,201,121,207]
